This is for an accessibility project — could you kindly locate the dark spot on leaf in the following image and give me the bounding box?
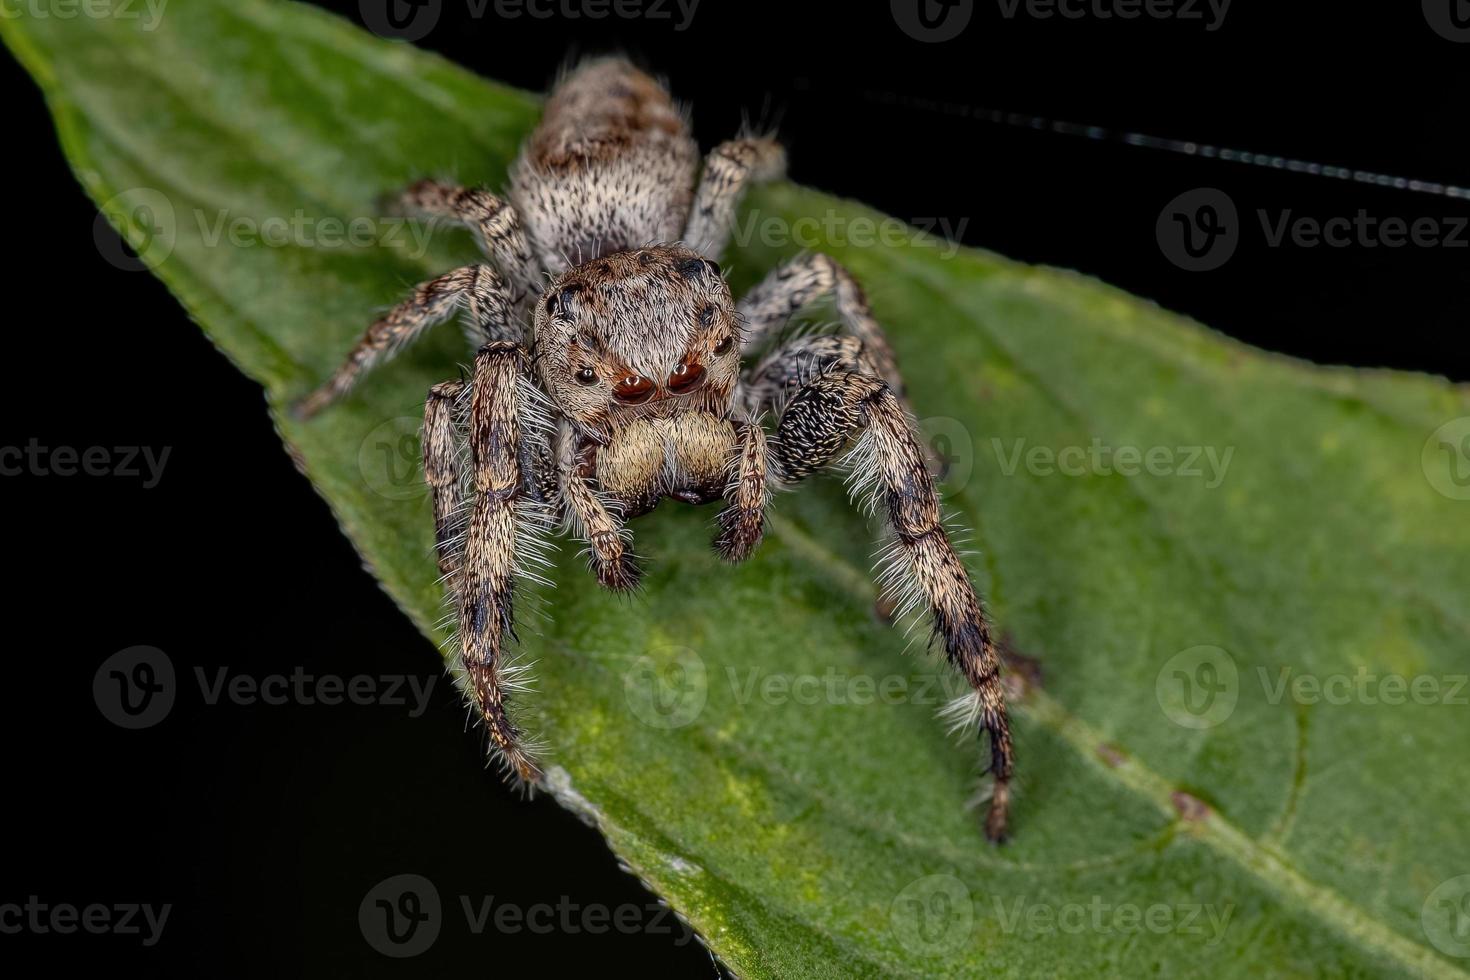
[1171,790,1210,822]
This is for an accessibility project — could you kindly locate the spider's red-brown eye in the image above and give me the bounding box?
[668,361,706,394]
[575,367,598,385]
[613,375,655,404]
[712,335,734,356]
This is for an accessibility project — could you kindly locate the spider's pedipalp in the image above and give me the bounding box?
[713,418,770,562]
[557,433,643,592]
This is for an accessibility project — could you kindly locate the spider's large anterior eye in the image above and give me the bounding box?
[712,335,734,356]
[575,367,598,385]
[613,374,655,404]
[668,361,706,394]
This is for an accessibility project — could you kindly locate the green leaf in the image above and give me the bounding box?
[9,2,1469,975]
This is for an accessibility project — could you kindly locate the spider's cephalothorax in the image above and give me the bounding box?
[295,58,1016,841]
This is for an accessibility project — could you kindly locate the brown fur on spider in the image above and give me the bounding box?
[294,57,1016,842]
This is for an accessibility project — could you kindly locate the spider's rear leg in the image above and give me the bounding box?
[431,342,554,784]
[294,263,518,419]
[770,368,1015,842]
[684,137,786,262]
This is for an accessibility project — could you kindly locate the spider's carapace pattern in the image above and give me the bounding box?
[296,57,1016,841]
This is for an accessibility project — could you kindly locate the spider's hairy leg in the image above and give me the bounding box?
[398,180,540,304]
[737,253,903,396]
[455,341,549,783]
[423,379,469,585]
[714,419,770,562]
[558,457,642,592]
[742,333,883,417]
[771,369,1015,842]
[683,137,787,262]
[294,263,517,419]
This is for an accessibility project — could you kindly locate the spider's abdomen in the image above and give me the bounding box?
[512,58,699,277]
[591,410,735,517]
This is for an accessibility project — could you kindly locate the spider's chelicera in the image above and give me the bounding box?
[296,58,1016,841]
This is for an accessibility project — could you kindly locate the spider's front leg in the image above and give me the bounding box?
[294,263,519,419]
[738,253,904,397]
[397,180,541,305]
[770,367,1016,842]
[424,341,553,783]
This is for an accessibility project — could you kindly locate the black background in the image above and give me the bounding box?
[4,0,1466,974]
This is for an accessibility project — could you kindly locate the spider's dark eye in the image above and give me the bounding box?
[575,367,598,385]
[668,361,706,394]
[713,335,734,356]
[613,375,655,404]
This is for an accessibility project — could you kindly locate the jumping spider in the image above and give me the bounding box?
[295,58,1016,841]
